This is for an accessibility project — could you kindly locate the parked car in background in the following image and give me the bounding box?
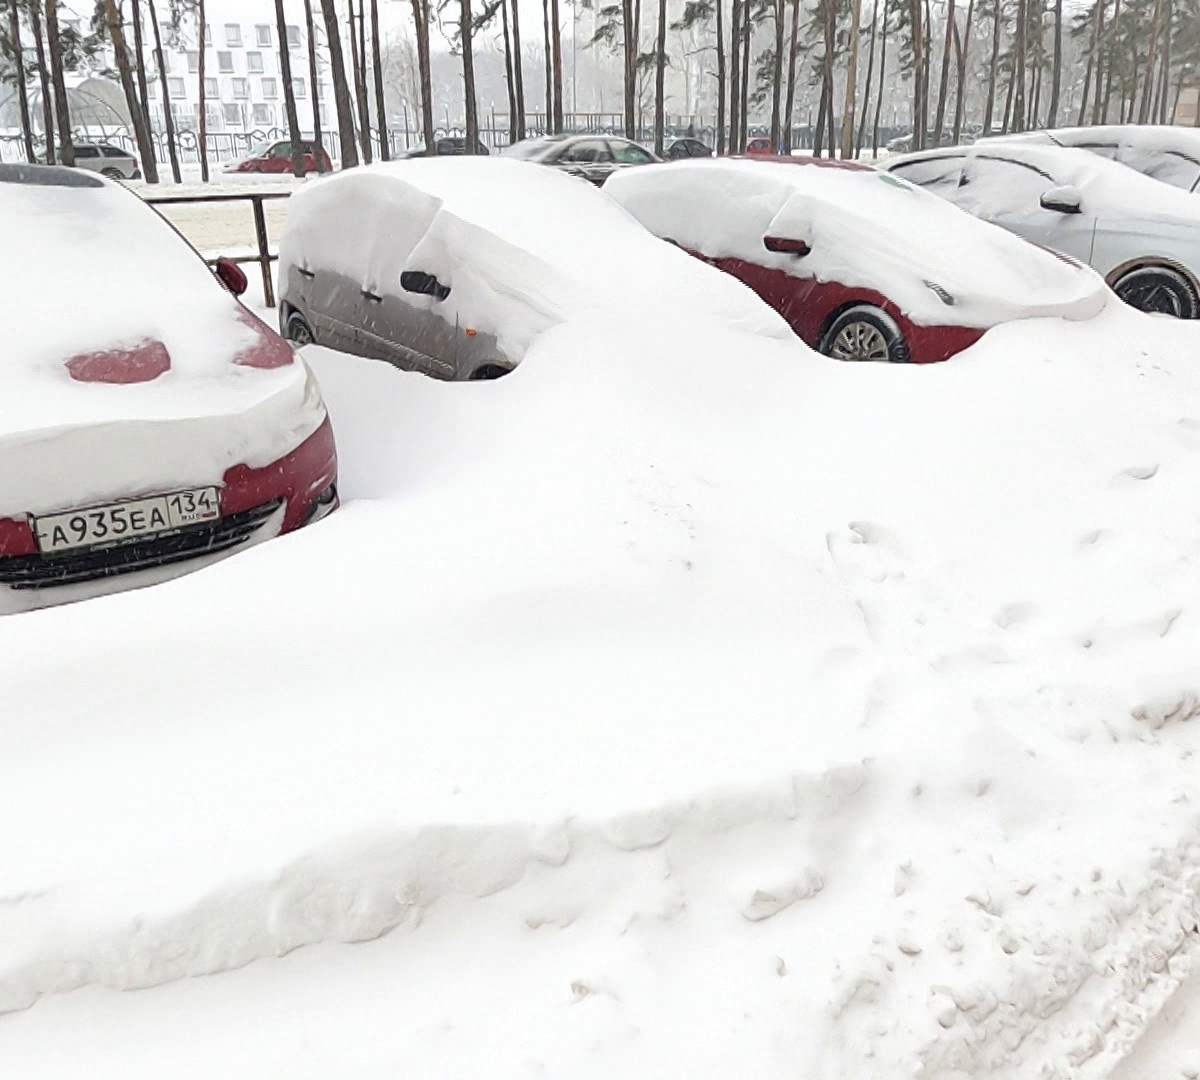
[746,137,774,156]
[37,142,140,180]
[665,137,714,159]
[223,139,332,174]
[885,129,979,154]
[277,158,790,379]
[978,124,1200,193]
[885,142,1200,318]
[605,156,1107,363]
[1,164,337,614]
[400,137,491,158]
[501,134,660,185]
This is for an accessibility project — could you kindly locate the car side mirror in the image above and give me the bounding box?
[763,235,811,257]
[1039,185,1083,215]
[214,256,248,296]
[400,269,451,301]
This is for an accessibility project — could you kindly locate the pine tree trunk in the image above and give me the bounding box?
[1046,0,1062,125]
[813,67,828,155]
[1001,47,1016,130]
[1137,0,1162,122]
[769,0,785,147]
[410,0,435,150]
[551,0,563,131]
[1076,0,1098,124]
[621,0,636,137]
[543,0,553,132]
[7,0,35,162]
[511,0,526,137]
[907,0,924,148]
[461,0,479,150]
[44,0,73,165]
[348,0,373,161]
[303,0,326,170]
[933,0,954,144]
[983,0,1001,132]
[1012,0,1026,130]
[501,0,518,140]
[130,0,154,144]
[951,0,972,141]
[1156,0,1171,123]
[856,0,878,156]
[273,0,304,175]
[716,0,727,152]
[320,0,360,167]
[1090,0,1105,123]
[148,0,181,181]
[740,0,751,139]
[369,0,389,157]
[654,0,667,150]
[729,0,741,150]
[198,0,209,180]
[1100,0,1119,121]
[782,0,800,152]
[872,0,889,154]
[103,0,157,180]
[32,1,55,163]
[840,0,860,157]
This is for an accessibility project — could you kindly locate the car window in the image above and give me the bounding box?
[887,154,966,192]
[560,139,612,164]
[270,142,292,158]
[74,146,99,159]
[958,153,1062,215]
[665,143,688,159]
[99,145,127,158]
[610,140,654,165]
[689,142,710,157]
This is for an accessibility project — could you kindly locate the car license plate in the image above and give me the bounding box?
[33,488,221,553]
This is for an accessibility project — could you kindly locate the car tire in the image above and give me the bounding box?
[819,305,910,363]
[283,310,317,346]
[469,364,510,380]
[101,167,124,179]
[1112,266,1200,319]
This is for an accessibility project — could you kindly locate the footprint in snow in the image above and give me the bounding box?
[1115,463,1160,482]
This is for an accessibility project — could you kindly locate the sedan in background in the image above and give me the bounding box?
[886,142,1200,318]
[224,139,332,175]
[400,137,491,158]
[501,134,660,185]
[277,158,791,380]
[665,137,713,159]
[978,124,1200,193]
[1,164,337,614]
[605,156,1107,363]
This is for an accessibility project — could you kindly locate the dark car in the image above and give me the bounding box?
[501,134,660,186]
[223,139,332,175]
[401,137,491,158]
[665,137,713,160]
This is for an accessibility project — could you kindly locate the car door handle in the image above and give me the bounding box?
[297,267,315,279]
[361,289,382,303]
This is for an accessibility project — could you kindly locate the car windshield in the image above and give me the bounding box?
[501,139,551,160]
[246,139,273,158]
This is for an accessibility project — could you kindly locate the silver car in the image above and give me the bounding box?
[885,142,1200,318]
[38,142,141,180]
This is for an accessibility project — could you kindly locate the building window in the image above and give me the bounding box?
[168,77,186,98]
[205,103,224,130]
[255,24,272,46]
[204,25,212,46]
[146,79,157,99]
[224,23,242,47]
[247,51,264,73]
[186,51,199,73]
[318,104,329,127]
[293,78,306,98]
[232,78,249,99]
[286,25,301,48]
[315,82,326,101]
[217,51,234,73]
[252,103,273,126]
[204,77,218,97]
[223,103,242,127]
[261,77,278,99]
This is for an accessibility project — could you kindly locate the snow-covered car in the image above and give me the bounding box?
[277,157,791,378]
[885,142,1200,318]
[979,124,1200,193]
[0,164,338,614]
[605,156,1107,362]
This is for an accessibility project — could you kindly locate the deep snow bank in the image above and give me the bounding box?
[4,305,1200,1077]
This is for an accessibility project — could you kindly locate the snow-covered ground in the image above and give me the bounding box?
[4,258,1200,1076]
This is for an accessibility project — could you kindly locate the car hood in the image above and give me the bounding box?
[607,159,1109,329]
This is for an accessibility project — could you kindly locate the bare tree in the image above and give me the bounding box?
[782,0,799,151]
[840,0,861,157]
[197,0,209,180]
[43,0,73,165]
[348,0,372,161]
[1137,0,1164,121]
[621,0,637,137]
[320,0,359,167]
[542,0,552,127]
[411,0,435,150]
[30,0,55,163]
[871,0,890,154]
[951,0,973,139]
[932,0,954,144]
[1047,0,1062,123]
[729,0,741,150]
[510,0,526,137]
[716,0,727,152]
[147,0,181,182]
[302,0,325,170]
[500,0,518,140]
[7,0,35,161]
[370,0,389,157]
[769,0,784,147]
[907,0,926,148]
[104,0,158,180]
[983,0,1002,132]
[856,0,878,155]
[738,0,750,140]
[274,0,304,175]
[551,0,563,130]
[130,0,154,141]
[461,0,480,149]
[653,0,667,151]
[1012,0,1026,130]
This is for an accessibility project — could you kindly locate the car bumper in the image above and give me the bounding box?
[0,416,338,610]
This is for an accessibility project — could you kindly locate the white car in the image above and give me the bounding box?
[885,142,1200,318]
[978,124,1200,194]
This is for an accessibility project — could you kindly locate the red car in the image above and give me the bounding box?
[1,163,337,613]
[224,139,332,175]
[605,155,1107,363]
[745,137,774,156]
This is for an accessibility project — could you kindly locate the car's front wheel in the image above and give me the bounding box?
[819,305,910,363]
[1112,266,1199,319]
[101,167,124,179]
[283,310,317,346]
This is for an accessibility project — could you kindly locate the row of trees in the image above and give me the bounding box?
[2,0,1198,178]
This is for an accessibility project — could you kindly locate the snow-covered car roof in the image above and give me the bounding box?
[278,158,788,362]
[887,142,1200,225]
[604,157,1106,329]
[2,165,320,518]
[979,124,1200,192]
